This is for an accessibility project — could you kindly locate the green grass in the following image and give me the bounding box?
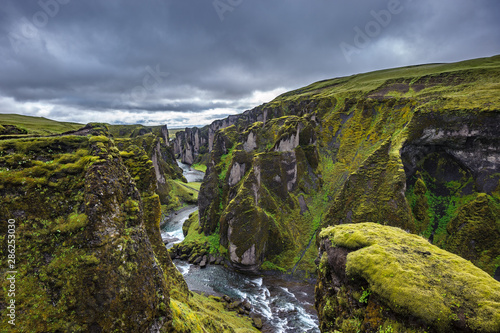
[0,114,83,136]
[191,163,207,173]
[272,54,500,112]
[182,211,224,254]
[170,292,258,333]
[183,181,202,191]
[169,179,199,202]
[283,55,500,95]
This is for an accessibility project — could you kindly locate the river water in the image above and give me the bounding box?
[161,161,320,333]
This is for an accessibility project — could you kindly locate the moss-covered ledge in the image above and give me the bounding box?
[315,223,500,333]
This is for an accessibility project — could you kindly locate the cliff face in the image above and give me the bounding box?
[0,122,259,332]
[172,105,286,165]
[0,124,171,332]
[193,55,500,277]
[112,127,186,206]
[315,223,500,333]
[197,114,321,273]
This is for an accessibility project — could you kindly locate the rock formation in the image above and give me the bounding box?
[0,124,171,332]
[315,223,500,333]
[0,123,258,332]
[190,55,500,279]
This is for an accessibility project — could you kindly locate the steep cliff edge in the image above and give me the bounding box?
[315,223,500,333]
[0,125,171,332]
[191,55,500,277]
[0,122,258,332]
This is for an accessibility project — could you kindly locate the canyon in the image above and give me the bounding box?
[1,55,499,332]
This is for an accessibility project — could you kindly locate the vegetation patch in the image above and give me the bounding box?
[168,293,258,333]
[191,163,207,173]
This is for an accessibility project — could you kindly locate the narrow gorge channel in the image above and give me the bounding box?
[161,161,320,333]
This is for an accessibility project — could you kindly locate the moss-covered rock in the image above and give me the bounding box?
[0,125,171,332]
[316,223,500,333]
[0,121,259,332]
[113,126,186,205]
[197,114,321,273]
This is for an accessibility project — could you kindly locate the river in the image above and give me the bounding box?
[161,161,320,333]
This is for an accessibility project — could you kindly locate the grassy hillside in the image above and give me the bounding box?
[275,55,500,108]
[0,114,83,137]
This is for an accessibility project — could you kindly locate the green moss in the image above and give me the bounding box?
[218,146,236,181]
[56,213,88,233]
[403,152,500,275]
[182,211,221,254]
[406,176,432,234]
[88,135,110,143]
[0,126,175,332]
[446,193,500,276]
[191,163,207,172]
[321,223,500,332]
[168,293,258,333]
[260,261,286,272]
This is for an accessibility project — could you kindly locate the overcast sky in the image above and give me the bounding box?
[0,0,499,128]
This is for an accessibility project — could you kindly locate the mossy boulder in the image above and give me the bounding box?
[316,223,500,333]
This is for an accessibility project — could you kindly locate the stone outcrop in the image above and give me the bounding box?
[315,223,500,333]
[173,126,208,165]
[113,125,186,208]
[197,115,321,273]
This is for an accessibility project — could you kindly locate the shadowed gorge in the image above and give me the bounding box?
[0,123,258,332]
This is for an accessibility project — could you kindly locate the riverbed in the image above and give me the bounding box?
[161,161,320,333]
